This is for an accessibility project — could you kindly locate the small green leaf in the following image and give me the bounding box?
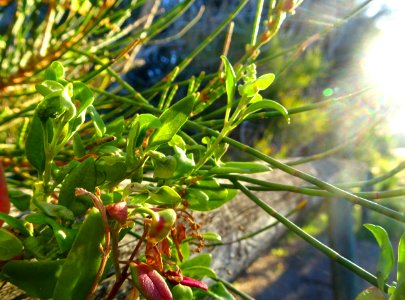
[245,99,290,124]
[255,73,275,90]
[148,95,196,148]
[0,213,31,237]
[68,81,94,134]
[25,115,47,173]
[186,179,237,211]
[95,156,127,188]
[132,114,161,148]
[201,232,222,242]
[25,213,75,253]
[182,266,217,280]
[173,146,195,178]
[169,135,187,150]
[181,253,212,269]
[149,151,177,179]
[8,189,30,211]
[355,287,385,300]
[364,224,394,290]
[147,185,182,207]
[45,61,65,81]
[37,202,75,221]
[36,80,64,96]
[0,228,23,260]
[59,157,97,216]
[72,133,86,158]
[220,55,236,121]
[185,189,209,211]
[209,161,271,174]
[72,81,94,115]
[209,282,236,300]
[390,232,405,300]
[88,105,106,137]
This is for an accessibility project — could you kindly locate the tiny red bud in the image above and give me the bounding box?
[180,276,208,291]
[106,201,127,224]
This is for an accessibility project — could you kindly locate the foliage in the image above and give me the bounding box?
[0,0,404,299]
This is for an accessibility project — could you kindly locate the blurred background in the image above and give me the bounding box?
[2,0,405,299]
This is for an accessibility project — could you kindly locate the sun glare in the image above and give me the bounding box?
[362,2,405,133]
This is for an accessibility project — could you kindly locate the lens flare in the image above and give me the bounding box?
[362,15,405,133]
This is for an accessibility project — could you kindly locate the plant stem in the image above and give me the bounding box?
[186,121,405,223]
[212,277,255,300]
[251,0,265,46]
[232,179,391,293]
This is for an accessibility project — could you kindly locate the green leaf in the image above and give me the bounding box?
[355,287,385,300]
[148,95,196,148]
[25,115,46,173]
[53,208,104,300]
[397,232,405,284]
[0,228,23,260]
[72,133,86,158]
[0,212,31,237]
[390,232,405,300]
[25,213,75,253]
[36,80,64,96]
[59,157,97,216]
[182,266,217,280]
[88,105,106,137]
[181,253,212,270]
[45,61,65,81]
[364,224,394,290]
[255,73,275,90]
[8,189,30,211]
[72,81,94,115]
[209,161,271,174]
[68,81,94,134]
[185,189,209,210]
[95,155,127,188]
[149,151,177,179]
[173,146,195,178]
[208,282,236,300]
[2,259,65,299]
[169,135,187,150]
[132,114,161,148]
[146,185,182,207]
[220,55,236,121]
[186,179,237,211]
[37,202,75,221]
[245,99,290,124]
[201,232,222,242]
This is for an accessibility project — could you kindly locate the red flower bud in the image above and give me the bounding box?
[0,162,10,227]
[130,262,173,300]
[106,201,127,224]
[180,276,208,291]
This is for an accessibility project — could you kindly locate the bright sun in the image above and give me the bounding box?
[362,1,405,133]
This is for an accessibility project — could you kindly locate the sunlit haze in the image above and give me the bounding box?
[362,0,405,133]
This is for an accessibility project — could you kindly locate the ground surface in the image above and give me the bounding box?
[234,234,382,300]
